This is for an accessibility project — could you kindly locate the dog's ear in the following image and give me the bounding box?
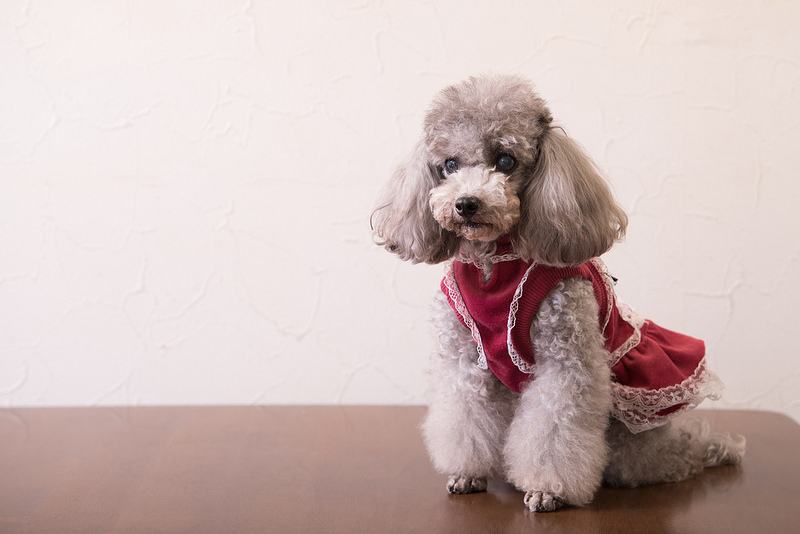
[371,140,458,263]
[513,127,627,266]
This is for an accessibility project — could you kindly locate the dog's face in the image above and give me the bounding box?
[428,160,520,243]
[373,75,627,266]
[424,83,547,243]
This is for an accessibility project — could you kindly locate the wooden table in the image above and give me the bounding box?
[0,407,797,533]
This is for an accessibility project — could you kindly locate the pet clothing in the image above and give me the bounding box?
[441,240,721,433]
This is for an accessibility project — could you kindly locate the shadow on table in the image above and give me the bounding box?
[424,464,744,534]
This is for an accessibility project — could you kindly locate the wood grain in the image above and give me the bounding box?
[0,407,797,534]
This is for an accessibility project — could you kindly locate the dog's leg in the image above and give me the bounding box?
[503,279,612,512]
[603,416,745,487]
[423,293,516,494]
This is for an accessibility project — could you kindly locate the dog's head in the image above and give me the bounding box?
[372,75,627,266]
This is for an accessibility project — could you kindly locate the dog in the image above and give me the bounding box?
[371,75,745,512]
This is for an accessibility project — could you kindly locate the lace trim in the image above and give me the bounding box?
[442,264,488,369]
[464,253,522,278]
[506,263,537,374]
[590,258,615,333]
[611,357,723,433]
[608,302,645,368]
[489,253,520,263]
[453,253,522,280]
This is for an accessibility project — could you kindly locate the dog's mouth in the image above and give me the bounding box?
[455,220,491,232]
[455,220,497,241]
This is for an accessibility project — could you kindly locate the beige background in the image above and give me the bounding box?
[1,1,798,420]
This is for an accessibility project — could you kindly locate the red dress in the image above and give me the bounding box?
[441,241,721,433]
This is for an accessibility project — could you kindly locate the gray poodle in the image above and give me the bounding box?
[372,74,745,512]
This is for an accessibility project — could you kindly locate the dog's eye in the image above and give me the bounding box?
[495,154,516,173]
[444,158,458,174]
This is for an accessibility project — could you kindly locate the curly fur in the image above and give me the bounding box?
[373,74,745,512]
[372,140,459,263]
[515,130,628,266]
[503,279,612,509]
[429,166,520,242]
[422,292,516,481]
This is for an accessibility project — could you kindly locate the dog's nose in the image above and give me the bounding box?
[455,196,481,218]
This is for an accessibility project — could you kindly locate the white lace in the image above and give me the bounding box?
[608,302,645,368]
[442,264,488,369]
[489,253,521,263]
[451,252,523,281]
[463,253,522,278]
[506,263,537,374]
[610,358,723,433]
[590,258,615,333]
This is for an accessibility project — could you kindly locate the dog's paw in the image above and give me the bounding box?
[523,490,566,512]
[446,475,487,494]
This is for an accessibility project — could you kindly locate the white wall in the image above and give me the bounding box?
[1,1,798,419]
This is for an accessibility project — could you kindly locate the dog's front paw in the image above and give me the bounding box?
[523,490,566,512]
[446,475,487,494]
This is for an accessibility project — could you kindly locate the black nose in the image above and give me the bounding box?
[455,196,481,218]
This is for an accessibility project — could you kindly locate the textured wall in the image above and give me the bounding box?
[1,1,798,418]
